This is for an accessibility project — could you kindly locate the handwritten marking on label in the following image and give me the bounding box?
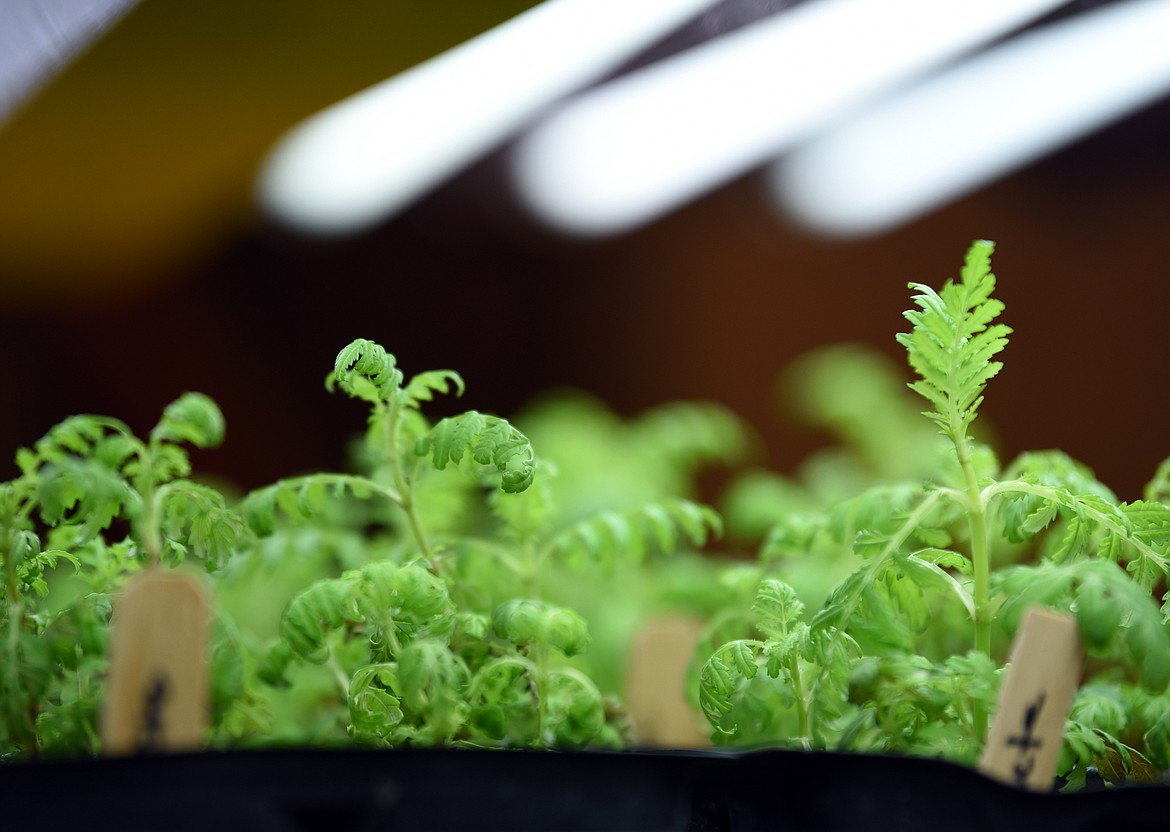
[1006,692,1046,787]
[140,673,170,753]
[979,608,1082,791]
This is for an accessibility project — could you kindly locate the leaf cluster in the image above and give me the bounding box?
[1,394,250,758]
[699,241,1170,787]
[238,339,729,750]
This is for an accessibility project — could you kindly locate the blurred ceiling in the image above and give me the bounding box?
[0,0,538,295]
[1,0,1169,503]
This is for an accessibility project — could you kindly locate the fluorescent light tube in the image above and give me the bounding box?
[512,0,1071,236]
[774,0,1170,237]
[258,0,722,235]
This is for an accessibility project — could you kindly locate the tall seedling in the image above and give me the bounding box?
[701,242,1170,783]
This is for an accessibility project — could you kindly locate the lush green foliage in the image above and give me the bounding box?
[8,246,1170,787]
[700,241,1170,785]
[0,393,255,758]
[233,339,727,750]
[0,339,737,758]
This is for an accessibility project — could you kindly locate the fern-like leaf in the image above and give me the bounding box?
[150,392,225,449]
[158,481,250,570]
[23,415,131,469]
[416,411,535,493]
[994,560,1170,690]
[358,561,453,658]
[404,370,465,407]
[395,638,471,738]
[752,579,804,641]
[699,641,762,730]
[896,240,1011,444]
[993,481,1170,590]
[35,459,137,544]
[547,498,721,569]
[242,473,394,536]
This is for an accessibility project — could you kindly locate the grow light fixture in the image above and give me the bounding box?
[259,0,1170,240]
[257,0,723,235]
[773,0,1170,237]
[0,0,141,128]
[510,0,1070,237]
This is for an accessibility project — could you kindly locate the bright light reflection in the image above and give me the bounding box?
[773,0,1170,237]
[512,0,1069,236]
[257,0,722,235]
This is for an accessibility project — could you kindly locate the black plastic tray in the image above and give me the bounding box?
[2,747,1166,831]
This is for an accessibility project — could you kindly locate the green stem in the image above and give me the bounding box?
[136,446,163,568]
[789,654,813,748]
[142,489,164,568]
[524,542,539,598]
[3,524,36,755]
[954,437,991,741]
[532,644,549,748]
[327,655,351,698]
[384,403,434,566]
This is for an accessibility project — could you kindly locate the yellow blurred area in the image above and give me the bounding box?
[0,0,538,297]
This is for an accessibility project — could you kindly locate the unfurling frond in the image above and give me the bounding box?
[492,599,590,657]
[416,411,535,493]
[348,664,404,745]
[331,339,405,403]
[698,640,761,729]
[280,576,361,662]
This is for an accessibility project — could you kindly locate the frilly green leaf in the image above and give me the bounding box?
[159,481,250,570]
[396,638,470,737]
[348,663,404,744]
[280,577,360,662]
[752,579,804,640]
[331,339,404,402]
[492,599,590,657]
[242,473,396,536]
[151,392,225,449]
[405,370,465,406]
[548,498,721,569]
[416,411,535,493]
[896,240,1010,445]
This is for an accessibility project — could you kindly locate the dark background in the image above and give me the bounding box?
[2,0,1168,499]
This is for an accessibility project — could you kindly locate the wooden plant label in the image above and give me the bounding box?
[979,607,1083,790]
[626,616,710,747]
[101,569,211,755]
